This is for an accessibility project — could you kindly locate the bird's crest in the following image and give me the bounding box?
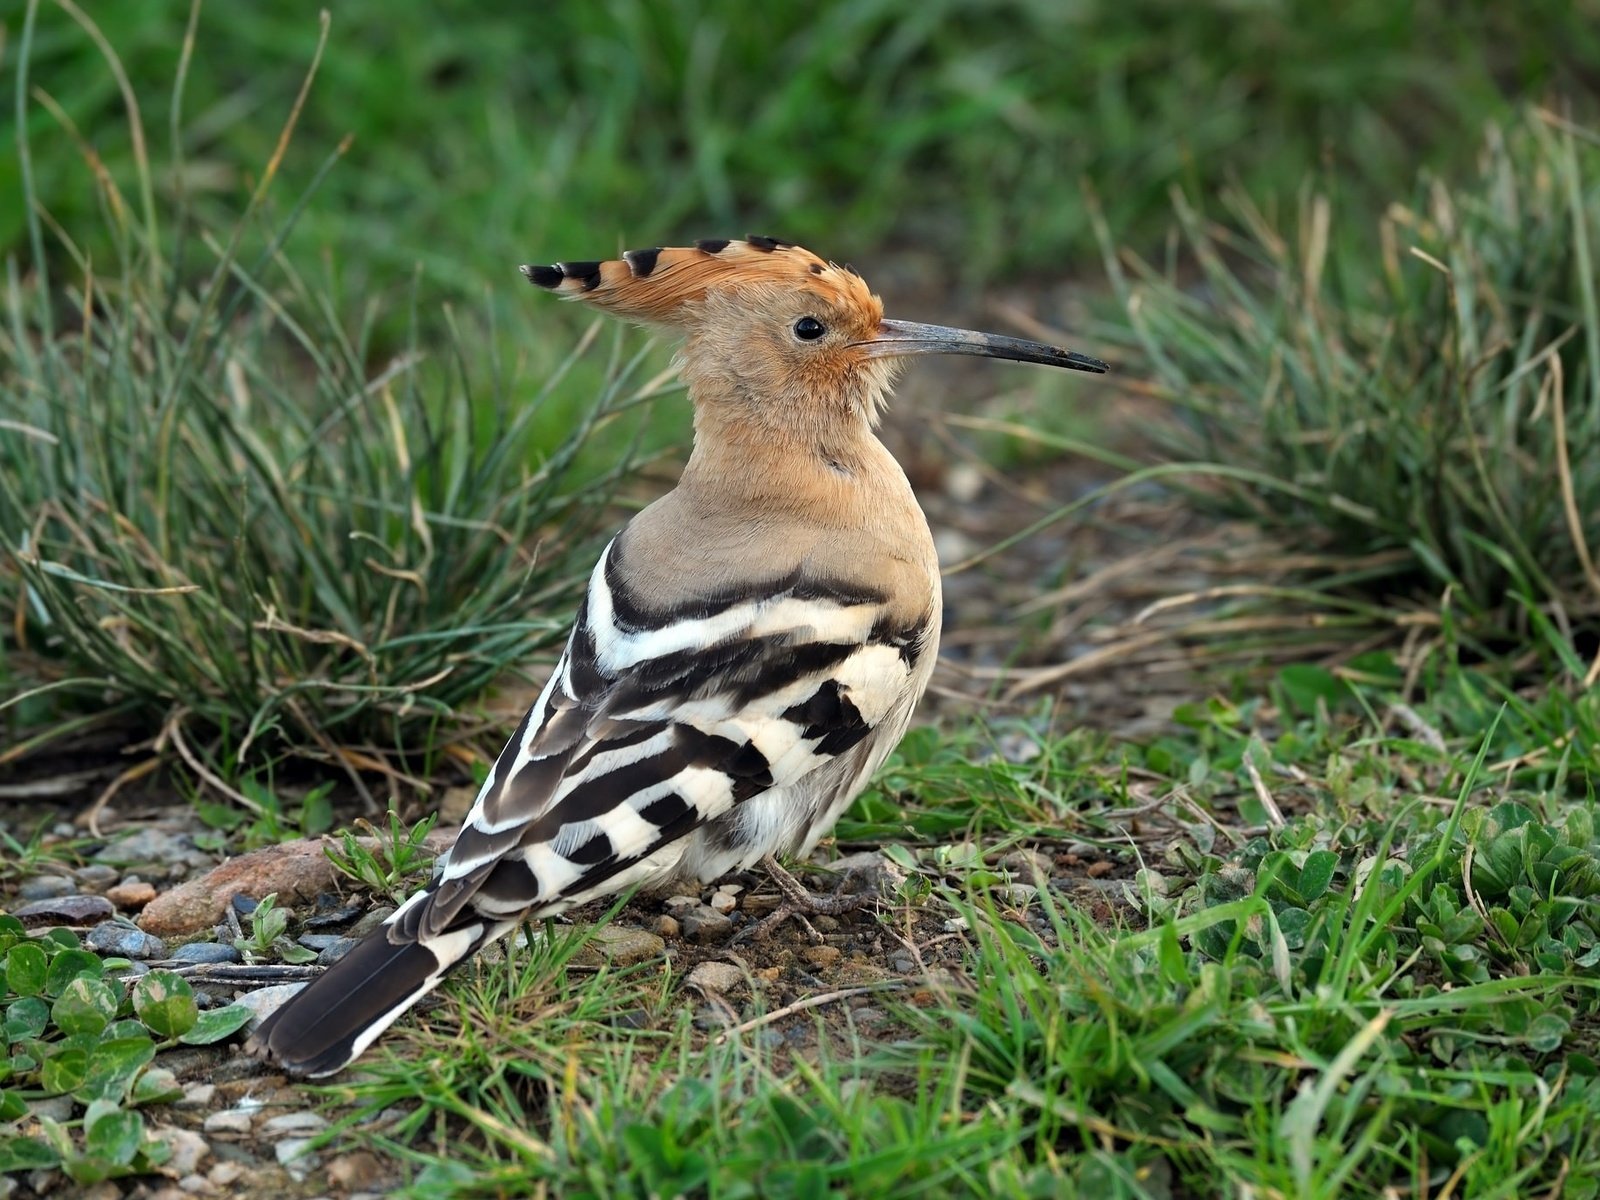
[520,235,879,327]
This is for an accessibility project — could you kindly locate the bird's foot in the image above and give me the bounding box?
[733,854,874,945]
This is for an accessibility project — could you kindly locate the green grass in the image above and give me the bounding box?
[8,0,1598,307]
[4,3,1600,1197]
[1094,108,1600,638]
[250,633,1595,1197]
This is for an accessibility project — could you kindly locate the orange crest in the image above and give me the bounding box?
[520,236,880,328]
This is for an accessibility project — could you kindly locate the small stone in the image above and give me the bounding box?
[106,879,158,910]
[802,945,842,969]
[234,983,307,1031]
[171,941,241,965]
[179,1083,217,1107]
[942,917,970,933]
[1001,849,1054,883]
[12,893,114,926]
[349,905,397,937]
[95,828,183,866]
[317,937,361,966]
[261,1111,328,1136]
[75,864,121,890]
[296,933,342,951]
[203,1109,254,1135]
[326,1151,385,1192]
[890,954,917,974]
[654,915,681,938]
[31,1095,75,1122]
[850,1007,890,1029]
[999,883,1037,906]
[207,1163,245,1186]
[1086,861,1114,879]
[718,883,745,897]
[80,1182,121,1200]
[685,961,744,993]
[85,922,167,959]
[156,1127,210,1176]
[678,906,733,944]
[708,892,737,914]
[812,915,840,933]
[581,926,665,967]
[663,894,700,914]
[17,874,75,900]
[178,1174,213,1194]
[275,1136,319,1176]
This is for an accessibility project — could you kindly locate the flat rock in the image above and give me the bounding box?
[326,1151,386,1192]
[260,1112,328,1137]
[679,905,733,944]
[137,838,341,936]
[202,1110,253,1135]
[170,942,241,965]
[85,922,167,959]
[154,1127,209,1177]
[316,937,361,966]
[685,961,744,993]
[105,880,158,909]
[17,874,75,900]
[235,983,307,1032]
[573,926,665,968]
[13,894,114,926]
[708,891,738,914]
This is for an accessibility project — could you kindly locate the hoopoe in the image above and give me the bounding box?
[249,236,1106,1077]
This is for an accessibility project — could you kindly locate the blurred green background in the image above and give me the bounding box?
[9,0,1598,303]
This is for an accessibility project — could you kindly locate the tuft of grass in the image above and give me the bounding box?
[1096,109,1600,639]
[1,5,659,773]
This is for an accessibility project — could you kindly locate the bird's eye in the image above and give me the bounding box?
[794,316,827,341]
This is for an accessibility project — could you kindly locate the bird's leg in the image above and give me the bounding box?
[734,854,875,944]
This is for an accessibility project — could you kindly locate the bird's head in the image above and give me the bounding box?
[521,236,1106,451]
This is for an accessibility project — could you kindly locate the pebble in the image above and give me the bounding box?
[12,894,114,926]
[1086,861,1114,879]
[890,954,917,974]
[86,922,168,959]
[326,1151,385,1192]
[296,933,344,950]
[106,879,158,909]
[999,883,1038,906]
[708,891,738,914]
[850,1007,891,1029]
[75,864,121,890]
[31,1096,75,1122]
[583,926,666,966]
[17,874,75,900]
[654,915,681,938]
[261,1111,329,1136]
[203,1110,254,1135]
[157,1127,210,1176]
[275,1137,320,1178]
[317,937,361,966]
[94,828,182,865]
[207,1163,245,1187]
[171,942,241,965]
[802,945,842,969]
[663,894,700,914]
[685,961,744,993]
[179,1083,217,1107]
[942,917,970,933]
[813,915,840,933]
[679,906,733,943]
[235,983,307,1031]
[349,905,396,937]
[1001,849,1054,883]
[178,1175,211,1194]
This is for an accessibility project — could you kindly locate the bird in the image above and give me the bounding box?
[248,235,1107,1077]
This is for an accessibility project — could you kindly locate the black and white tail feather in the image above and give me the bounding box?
[248,538,935,1077]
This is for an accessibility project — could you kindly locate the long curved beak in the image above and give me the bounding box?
[858,319,1108,374]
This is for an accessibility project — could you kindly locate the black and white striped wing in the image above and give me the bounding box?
[408,539,930,941]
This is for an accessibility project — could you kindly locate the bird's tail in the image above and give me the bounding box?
[247,892,510,1078]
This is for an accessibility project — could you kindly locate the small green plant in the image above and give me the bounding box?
[326,811,440,901]
[232,893,316,965]
[0,918,251,1183]
[192,778,336,852]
